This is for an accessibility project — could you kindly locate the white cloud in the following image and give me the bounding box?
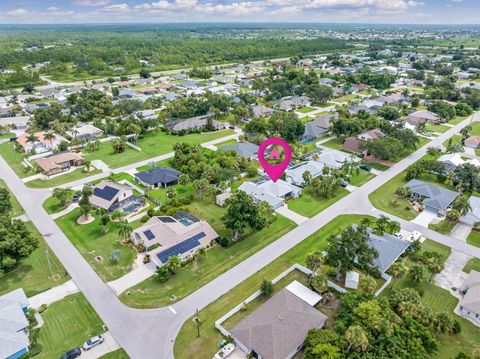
[47,6,60,11]
[6,8,29,16]
[72,0,111,6]
[101,3,130,12]
[135,0,197,10]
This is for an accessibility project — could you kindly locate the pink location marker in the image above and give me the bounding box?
[258,137,292,183]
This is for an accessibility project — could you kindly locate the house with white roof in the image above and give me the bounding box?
[0,289,30,359]
[460,196,480,226]
[438,153,480,172]
[285,161,325,187]
[238,178,301,209]
[315,149,359,169]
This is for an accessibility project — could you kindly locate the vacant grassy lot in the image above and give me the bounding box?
[148,182,195,204]
[297,106,316,113]
[0,221,67,297]
[287,188,349,218]
[463,258,480,273]
[467,230,480,248]
[85,130,234,168]
[173,214,368,359]
[369,170,418,220]
[0,141,35,178]
[429,220,455,235]
[42,190,75,214]
[55,208,139,281]
[449,115,468,125]
[119,213,296,308]
[0,179,24,217]
[37,293,105,359]
[349,169,375,186]
[26,167,102,188]
[321,137,345,151]
[425,123,451,133]
[470,121,480,136]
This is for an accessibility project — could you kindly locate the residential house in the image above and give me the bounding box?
[405,179,459,213]
[131,211,218,265]
[408,110,440,124]
[35,151,84,176]
[343,128,384,154]
[117,89,136,99]
[134,167,182,189]
[459,270,480,324]
[238,178,301,209]
[437,153,479,172]
[0,289,30,359]
[315,149,359,169]
[367,229,411,273]
[273,96,311,112]
[465,136,480,149]
[218,142,259,160]
[216,192,232,207]
[16,131,66,154]
[460,196,480,226]
[165,115,225,132]
[0,116,30,131]
[251,105,275,118]
[135,109,158,120]
[301,113,338,143]
[90,181,145,213]
[230,285,327,359]
[66,124,103,141]
[285,161,325,187]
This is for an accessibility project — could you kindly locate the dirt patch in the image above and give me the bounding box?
[77,214,95,225]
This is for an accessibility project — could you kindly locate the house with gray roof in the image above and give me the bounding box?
[367,229,411,273]
[251,105,275,118]
[231,287,327,359]
[219,142,259,160]
[134,167,182,189]
[459,270,480,325]
[165,115,225,132]
[405,179,459,213]
[273,96,311,112]
[0,289,30,359]
[301,113,338,143]
[460,196,480,226]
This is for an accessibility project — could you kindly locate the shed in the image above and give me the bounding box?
[285,280,322,306]
[216,192,232,207]
[345,271,360,289]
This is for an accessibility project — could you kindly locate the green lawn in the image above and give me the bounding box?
[214,139,238,148]
[369,170,418,220]
[428,220,456,235]
[321,138,345,151]
[425,123,450,133]
[287,188,349,218]
[85,130,234,169]
[173,214,368,359]
[42,190,75,214]
[55,208,139,281]
[297,106,316,114]
[0,132,14,140]
[0,142,35,178]
[120,212,296,308]
[99,349,130,359]
[0,221,67,297]
[148,182,196,204]
[363,161,390,171]
[467,230,480,248]
[470,121,480,136]
[335,94,357,103]
[37,293,105,359]
[463,258,480,273]
[449,115,468,125]
[349,169,375,186]
[26,167,102,188]
[0,179,24,217]
[442,134,463,148]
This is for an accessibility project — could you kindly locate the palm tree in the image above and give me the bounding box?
[388,261,408,288]
[118,220,133,242]
[84,159,92,172]
[166,186,177,203]
[166,255,182,274]
[302,170,313,186]
[409,265,424,283]
[361,275,377,296]
[43,131,56,151]
[311,274,328,293]
[305,252,323,284]
[98,210,111,234]
[26,133,38,150]
[345,325,369,352]
[452,195,472,217]
[178,174,189,188]
[386,220,401,235]
[426,255,444,282]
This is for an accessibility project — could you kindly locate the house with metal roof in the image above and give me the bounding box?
[405,179,459,213]
[131,211,218,265]
[218,142,259,160]
[315,149,359,169]
[0,289,30,359]
[238,179,301,210]
[66,124,104,141]
[230,287,327,359]
[134,166,182,189]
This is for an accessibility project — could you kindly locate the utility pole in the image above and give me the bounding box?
[45,248,54,279]
[195,309,200,337]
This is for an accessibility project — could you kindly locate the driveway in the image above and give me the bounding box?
[450,222,472,242]
[411,209,437,227]
[29,280,79,309]
[435,250,472,297]
[275,204,308,225]
[80,332,120,359]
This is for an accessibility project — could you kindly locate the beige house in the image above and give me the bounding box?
[35,151,84,176]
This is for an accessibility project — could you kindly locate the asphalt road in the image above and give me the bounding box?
[0,111,478,358]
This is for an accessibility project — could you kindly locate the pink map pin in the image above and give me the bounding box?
[258,137,292,183]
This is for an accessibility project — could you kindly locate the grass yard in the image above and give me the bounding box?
[99,349,130,359]
[85,130,234,168]
[287,188,349,218]
[470,121,480,136]
[119,212,296,308]
[335,94,357,103]
[369,170,418,220]
[425,123,451,133]
[173,214,369,359]
[363,161,390,171]
[442,134,463,148]
[214,138,238,148]
[0,179,24,217]
[55,208,139,281]
[463,258,480,273]
[349,169,375,186]
[26,167,102,188]
[0,221,67,297]
[321,137,345,151]
[428,220,456,235]
[297,106,316,114]
[449,115,468,125]
[467,230,480,248]
[0,141,35,178]
[148,182,195,204]
[36,293,105,359]
[0,132,14,140]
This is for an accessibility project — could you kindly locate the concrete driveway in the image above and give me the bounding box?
[450,222,472,242]
[435,250,472,296]
[412,209,437,227]
[80,332,120,359]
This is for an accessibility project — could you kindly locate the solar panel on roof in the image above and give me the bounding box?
[158,216,176,223]
[156,232,206,263]
[94,186,119,201]
[144,230,155,241]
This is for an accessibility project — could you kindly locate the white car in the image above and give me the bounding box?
[82,335,104,351]
[409,231,422,242]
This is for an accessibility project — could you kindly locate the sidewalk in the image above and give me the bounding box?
[51,203,79,220]
[29,280,79,309]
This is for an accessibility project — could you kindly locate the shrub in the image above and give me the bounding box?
[219,237,230,247]
[260,279,274,297]
[156,266,171,283]
[38,304,48,314]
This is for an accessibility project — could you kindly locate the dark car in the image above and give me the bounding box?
[9,136,18,142]
[60,348,81,359]
[359,164,372,172]
[72,193,79,203]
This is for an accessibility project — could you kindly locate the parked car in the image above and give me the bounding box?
[393,232,403,239]
[82,335,104,351]
[60,348,81,359]
[9,136,18,142]
[359,164,371,172]
[341,180,349,187]
[72,193,79,203]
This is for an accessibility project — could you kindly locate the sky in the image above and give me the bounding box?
[0,0,479,24]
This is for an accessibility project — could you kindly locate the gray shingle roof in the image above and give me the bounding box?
[219,142,259,159]
[135,166,182,186]
[406,179,459,212]
[367,230,411,273]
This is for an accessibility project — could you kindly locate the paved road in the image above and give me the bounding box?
[0,111,478,358]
